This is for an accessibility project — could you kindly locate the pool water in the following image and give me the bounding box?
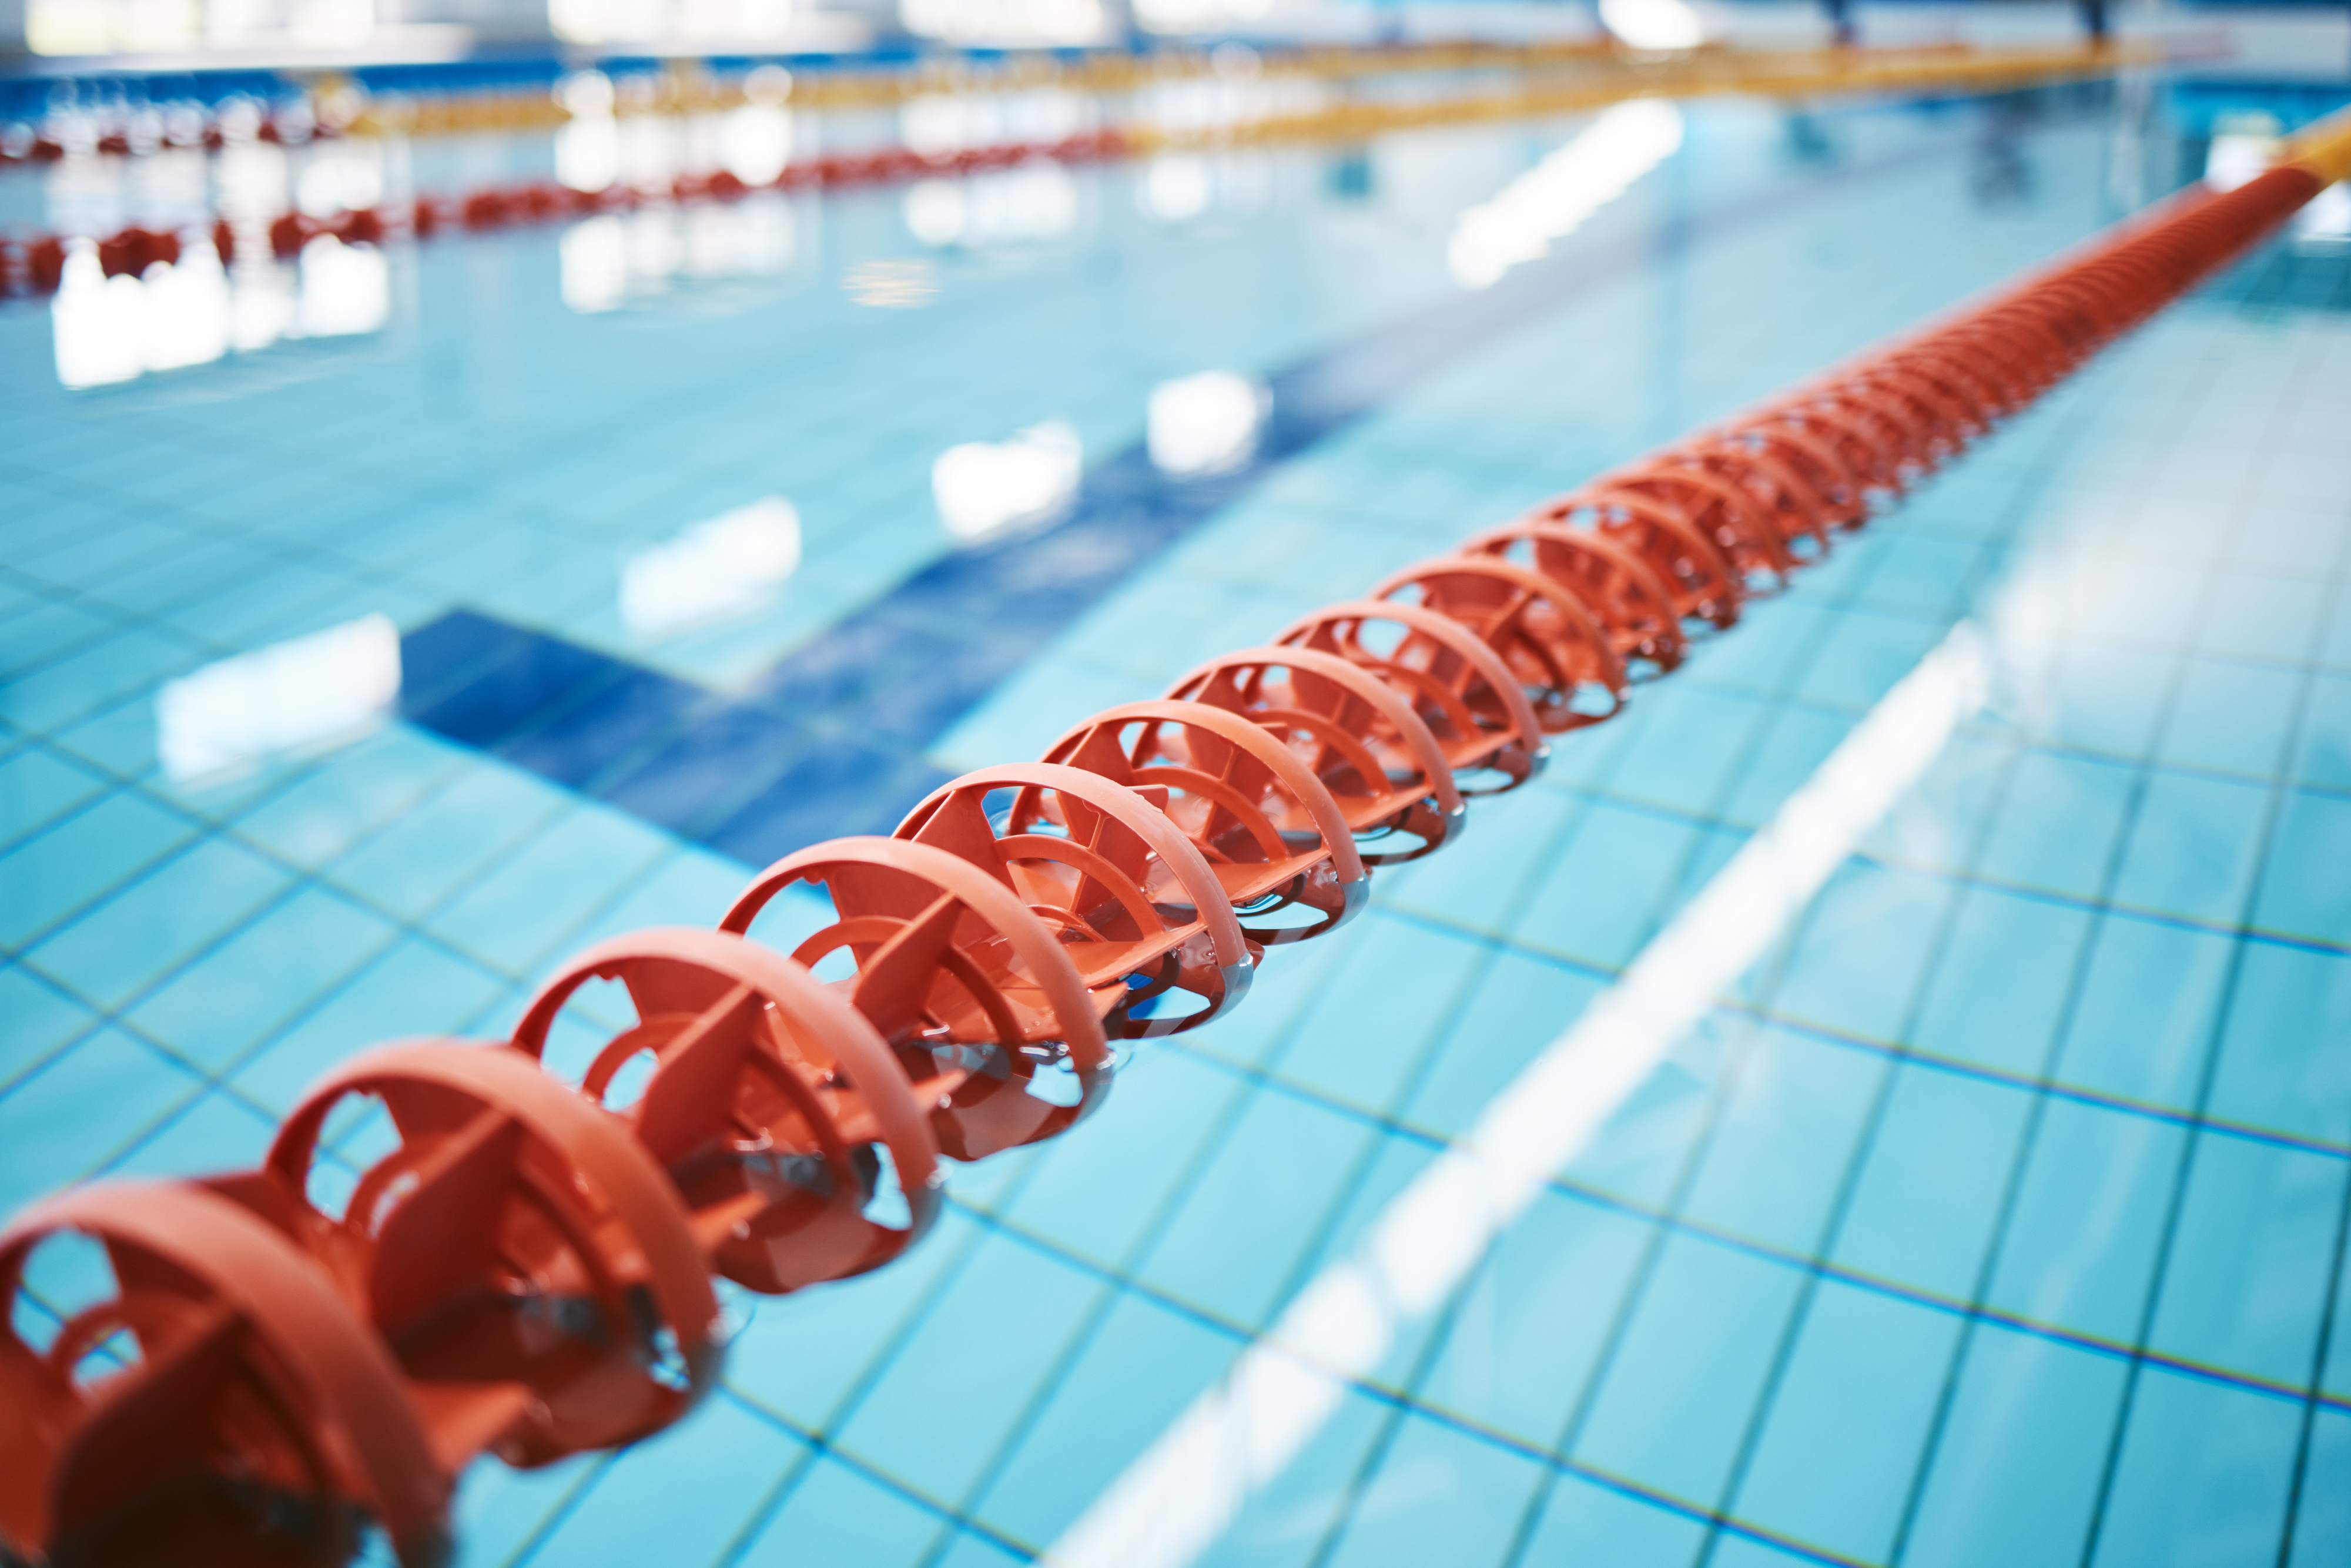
[2,73,2349,1568]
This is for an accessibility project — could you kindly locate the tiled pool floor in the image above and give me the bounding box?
[2,79,2349,1568]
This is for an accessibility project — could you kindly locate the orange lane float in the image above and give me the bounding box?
[0,130,1129,299]
[2,108,2346,1568]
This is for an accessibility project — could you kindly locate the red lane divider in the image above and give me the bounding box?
[0,130,1128,299]
[0,158,2327,1568]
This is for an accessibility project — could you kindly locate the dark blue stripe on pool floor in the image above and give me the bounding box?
[401,133,1955,864]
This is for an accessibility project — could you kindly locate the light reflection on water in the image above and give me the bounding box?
[155,614,403,787]
[50,233,388,390]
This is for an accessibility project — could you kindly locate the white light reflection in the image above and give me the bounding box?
[1134,0,1271,35]
[1138,155,1212,222]
[1447,99,1683,290]
[621,497,803,640]
[51,226,388,390]
[52,250,146,390]
[1045,622,1993,1568]
[900,0,1104,45]
[560,204,796,313]
[903,163,1078,248]
[295,144,385,218]
[933,421,1082,541]
[721,103,794,186]
[1147,371,1268,477]
[295,236,389,338]
[2296,181,2351,247]
[53,241,236,390]
[2205,137,2272,189]
[158,615,402,786]
[2203,115,2351,248]
[1598,0,1705,50]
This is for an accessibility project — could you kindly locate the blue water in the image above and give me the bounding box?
[3,75,2349,1568]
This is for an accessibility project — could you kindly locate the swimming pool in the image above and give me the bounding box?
[3,72,2349,1567]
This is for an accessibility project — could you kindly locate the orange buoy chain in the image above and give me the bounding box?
[0,130,1129,298]
[1,119,2343,1568]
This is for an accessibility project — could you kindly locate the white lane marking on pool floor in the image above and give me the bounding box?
[1044,621,1994,1568]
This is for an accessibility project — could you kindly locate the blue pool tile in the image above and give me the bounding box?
[1516,1472,1706,1568]
[46,691,166,780]
[424,804,672,979]
[230,728,474,869]
[0,598,125,681]
[734,1454,940,1568]
[1854,534,1981,621]
[1280,1134,1456,1386]
[2255,790,2351,945]
[498,664,704,792]
[556,843,759,950]
[14,517,203,589]
[722,1208,985,1432]
[1975,751,2138,902]
[1509,800,1702,971]
[1138,1086,1375,1329]
[2200,569,2326,666]
[227,936,515,1115]
[1272,916,1485,1115]
[519,1394,803,1568]
[1320,1410,1548,1568]
[972,1290,1241,1544]
[999,1048,1240,1269]
[2288,1408,2351,1568]
[702,741,953,869]
[1831,1064,2031,1301]
[2110,771,2273,926]
[1792,608,1947,714]
[0,963,98,1090]
[121,883,400,1072]
[401,611,633,752]
[106,1087,279,1182]
[831,1231,1106,1505]
[449,1435,605,1564]
[1858,730,2017,877]
[930,1529,1030,1568]
[1195,1387,1393,1568]
[1419,1191,1653,1452]
[2089,1368,2304,1568]
[1369,789,1574,935]
[0,742,110,852]
[1607,685,1773,818]
[0,788,196,947]
[2157,658,2300,778]
[597,701,812,838]
[1559,1027,1720,1214]
[1679,1027,1880,1258]
[1770,865,1955,1043]
[1908,887,2092,1076]
[2145,1134,2342,1388]
[0,1028,204,1215]
[1720,706,1849,829]
[2052,917,2235,1113]
[1572,1234,1804,1506]
[1987,1100,2187,1348]
[0,624,212,736]
[2290,673,2351,789]
[325,765,571,920]
[2030,641,2175,758]
[1730,1281,1961,1564]
[1399,951,1605,1143]
[2206,943,2351,1148]
[24,835,295,1011]
[1900,1326,2126,1568]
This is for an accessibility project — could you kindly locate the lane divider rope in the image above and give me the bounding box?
[1,105,2343,1568]
[0,39,2186,301]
